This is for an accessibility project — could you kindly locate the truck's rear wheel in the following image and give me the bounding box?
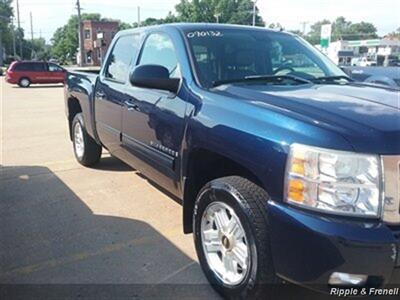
[72,113,102,166]
[193,176,280,299]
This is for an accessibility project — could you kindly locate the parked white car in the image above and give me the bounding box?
[351,57,377,67]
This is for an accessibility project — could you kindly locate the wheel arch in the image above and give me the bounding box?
[67,97,83,140]
[182,147,264,233]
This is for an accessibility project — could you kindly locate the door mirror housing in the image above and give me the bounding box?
[130,64,180,93]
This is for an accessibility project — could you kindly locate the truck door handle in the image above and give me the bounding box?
[124,100,140,111]
[96,91,106,99]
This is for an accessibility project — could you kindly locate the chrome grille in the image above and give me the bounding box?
[382,155,400,224]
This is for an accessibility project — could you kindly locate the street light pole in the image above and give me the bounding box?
[252,0,258,26]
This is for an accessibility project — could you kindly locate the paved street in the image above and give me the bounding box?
[0,79,219,298]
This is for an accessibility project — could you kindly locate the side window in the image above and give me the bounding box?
[48,64,63,72]
[139,33,180,78]
[21,63,45,71]
[13,64,24,71]
[16,63,31,71]
[105,34,141,83]
[35,63,46,71]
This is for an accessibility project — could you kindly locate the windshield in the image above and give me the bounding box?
[184,28,346,88]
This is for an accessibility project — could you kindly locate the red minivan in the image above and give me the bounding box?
[6,61,66,87]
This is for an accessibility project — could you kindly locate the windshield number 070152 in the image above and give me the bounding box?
[186,31,223,38]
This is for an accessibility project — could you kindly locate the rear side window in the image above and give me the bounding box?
[105,34,141,83]
[13,63,45,72]
[13,63,26,71]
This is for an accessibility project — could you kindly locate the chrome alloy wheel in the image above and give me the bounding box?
[201,201,250,285]
[74,121,85,159]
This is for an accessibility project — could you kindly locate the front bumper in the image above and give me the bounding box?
[267,201,400,291]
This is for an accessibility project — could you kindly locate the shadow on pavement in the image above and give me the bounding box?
[12,85,64,89]
[1,165,387,300]
[0,165,219,299]
[92,156,134,172]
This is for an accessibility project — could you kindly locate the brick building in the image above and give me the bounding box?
[80,20,119,66]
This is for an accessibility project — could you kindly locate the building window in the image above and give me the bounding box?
[84,29,91,39]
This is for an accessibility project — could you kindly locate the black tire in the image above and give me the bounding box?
[18,77,31,88]
[193,176,280,300]
[72,113,102,166]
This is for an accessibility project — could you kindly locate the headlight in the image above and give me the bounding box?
[284,144,382,217]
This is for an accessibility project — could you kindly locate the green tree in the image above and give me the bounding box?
[387,27,400,39]
[175,0,264,26]
[29,38,51,60]
[347,22,378,40]
[305,17,378,45]
[288,29,303,37]
[118,22,133,31]
[0,0,14,62]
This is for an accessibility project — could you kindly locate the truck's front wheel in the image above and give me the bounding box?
[72,113,102,166]
[193,176,280,299]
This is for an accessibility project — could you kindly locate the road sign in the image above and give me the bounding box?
[320,24,332,48]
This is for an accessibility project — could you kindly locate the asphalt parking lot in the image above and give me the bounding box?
[0,78,219,299]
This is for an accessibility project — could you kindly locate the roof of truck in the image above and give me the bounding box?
[120,22,292,36]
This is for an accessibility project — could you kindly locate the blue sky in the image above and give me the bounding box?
[12,0,400,42]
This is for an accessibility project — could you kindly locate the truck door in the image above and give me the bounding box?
[94,33,141,154]
[122,32,187,190]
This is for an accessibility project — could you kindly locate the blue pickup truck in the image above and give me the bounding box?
[65,24,400,298]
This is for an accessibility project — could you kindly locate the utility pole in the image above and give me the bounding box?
[137,6,141,27]
[16,0,22,58]
[30,12,34,42]
[252,0,258,26]
[76,0,84,66]
[214,13,221,23]
[12,18,17,57]
[30,12,34,59]
[0,30,3,66]
[300,21,309,35]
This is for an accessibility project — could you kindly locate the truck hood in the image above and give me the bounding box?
[213,83,400,154]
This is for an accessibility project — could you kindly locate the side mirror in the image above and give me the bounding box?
[130,64,180,94]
